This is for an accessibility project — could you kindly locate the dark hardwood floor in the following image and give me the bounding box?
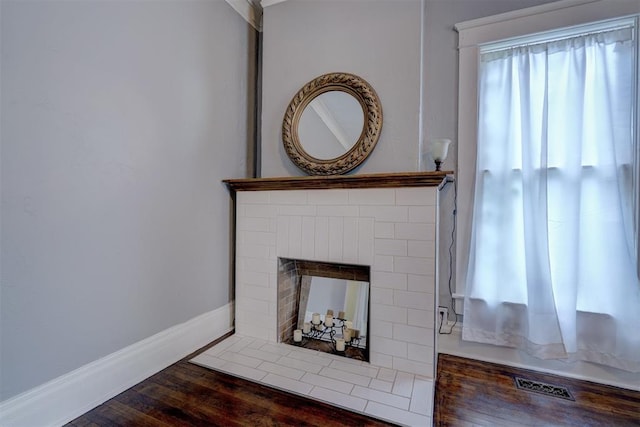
[68,336,640,426]
[435,353,640,426]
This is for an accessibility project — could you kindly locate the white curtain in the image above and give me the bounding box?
[463,27,640,372]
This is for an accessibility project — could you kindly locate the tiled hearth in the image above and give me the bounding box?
[211,173,448,426]
[192,334,433,426]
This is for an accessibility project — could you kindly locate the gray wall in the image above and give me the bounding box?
[261,0,423,177]
[0,0,256,400]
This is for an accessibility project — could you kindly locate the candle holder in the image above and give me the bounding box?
[299,316,364,353]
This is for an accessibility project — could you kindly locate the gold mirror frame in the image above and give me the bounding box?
[282,72,383,176]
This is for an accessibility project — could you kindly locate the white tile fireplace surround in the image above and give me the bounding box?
[210,172,449,426]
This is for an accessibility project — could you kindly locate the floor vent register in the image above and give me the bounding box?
[514,377,575,401]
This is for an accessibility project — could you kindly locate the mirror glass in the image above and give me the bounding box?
[297,91,365,160]
[301,276,369,349]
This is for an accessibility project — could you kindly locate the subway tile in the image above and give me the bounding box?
[364,401,431,427]
[394,290,433,310]
[237,242,270,260]
[269,190,308,205]
[329,360,379,378]
[357,217,375,265]
[276,216,289,256]
[310,386,368,413]
[393,324,434,346]
[348,188,395,205]
[375,239,408,256]
[377,367,397,383]
[307,189,349,205]
[317,205,360,217]
[287,216,303,256]
[392,357,433,378]
[410,377,434,416]
[408,343,434,363]
[370,337,408,358]
[373,255,394,272]
[369,378,394,393]
[242,203,276,218]
[374,222,395,238]
[314,217,329,260]
[408,206,436,223]
[301,372,354,394]
[394,257,432,275]
[262,373,314,395]
[190,353,226,370]
[392,371,415,397]
[343,217,358,263]
[286,349,333,367]
[407,274,435,293]
[277,204,317,216]
[359,205,408,222]
[238,257,273,274]
[319,366,371,387]
[237,216,271,232]
[328,217,344,260]
[238,347,282,363]
[371,303,407,324]
[237,191,269,205]
[408,308,435,327]
[394,223,435,241]
[371,271,407,290]
[369,352,393,369]
[277,356,323,374]
[218,351,262,369]
[351,385,410,410]
[370,319,393,338]
[240,230,276,247]
[395,187,436,206]
[301,216,316,260]
[238,284,275,302]
[407,240,435,258]
[259,343,293,357]
[236,270,269,288]
[258,361,305,380]
[370,287,393,305]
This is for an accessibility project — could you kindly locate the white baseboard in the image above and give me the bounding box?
[0,302,235,427]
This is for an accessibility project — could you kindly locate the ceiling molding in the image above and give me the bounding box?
[261,0,289,8]
[225,0,263,31]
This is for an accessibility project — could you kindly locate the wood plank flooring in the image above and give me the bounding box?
[68,336,640,426]
[434,353,640,426]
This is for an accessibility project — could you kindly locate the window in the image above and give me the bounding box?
[455,0,640,372]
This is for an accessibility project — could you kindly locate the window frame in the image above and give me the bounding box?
[454,0,640,301]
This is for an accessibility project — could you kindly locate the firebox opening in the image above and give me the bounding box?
[277,258,370,361]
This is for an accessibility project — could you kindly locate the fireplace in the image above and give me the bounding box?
[277,258,370,361]
[232,176,443,378]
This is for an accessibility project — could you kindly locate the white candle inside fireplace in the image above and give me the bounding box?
[324,314,334,327]
[312,313,321,324]
[293,329,302,342]
[303,322,311,334]
[343,328,352,342]
[345,321,353,329]
[338,311,346,319]
[336,338,345,352]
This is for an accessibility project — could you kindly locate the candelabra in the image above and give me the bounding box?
[293,315,363,353]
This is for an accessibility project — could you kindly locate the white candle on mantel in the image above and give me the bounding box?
[343,328,352,342]
[293,329,302,342]
[335,338,345,352]
[303,322,311,334]
[312,313,321,324]
[324,314,334,327]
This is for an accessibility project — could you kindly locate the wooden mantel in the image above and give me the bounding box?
[223,171,453,191]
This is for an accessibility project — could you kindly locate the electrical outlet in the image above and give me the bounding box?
[438,307,449,327]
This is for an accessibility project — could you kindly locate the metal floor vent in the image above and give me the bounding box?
[514,377,575,401]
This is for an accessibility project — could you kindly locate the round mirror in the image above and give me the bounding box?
[298,91,365,160]
[282,73,382,175]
